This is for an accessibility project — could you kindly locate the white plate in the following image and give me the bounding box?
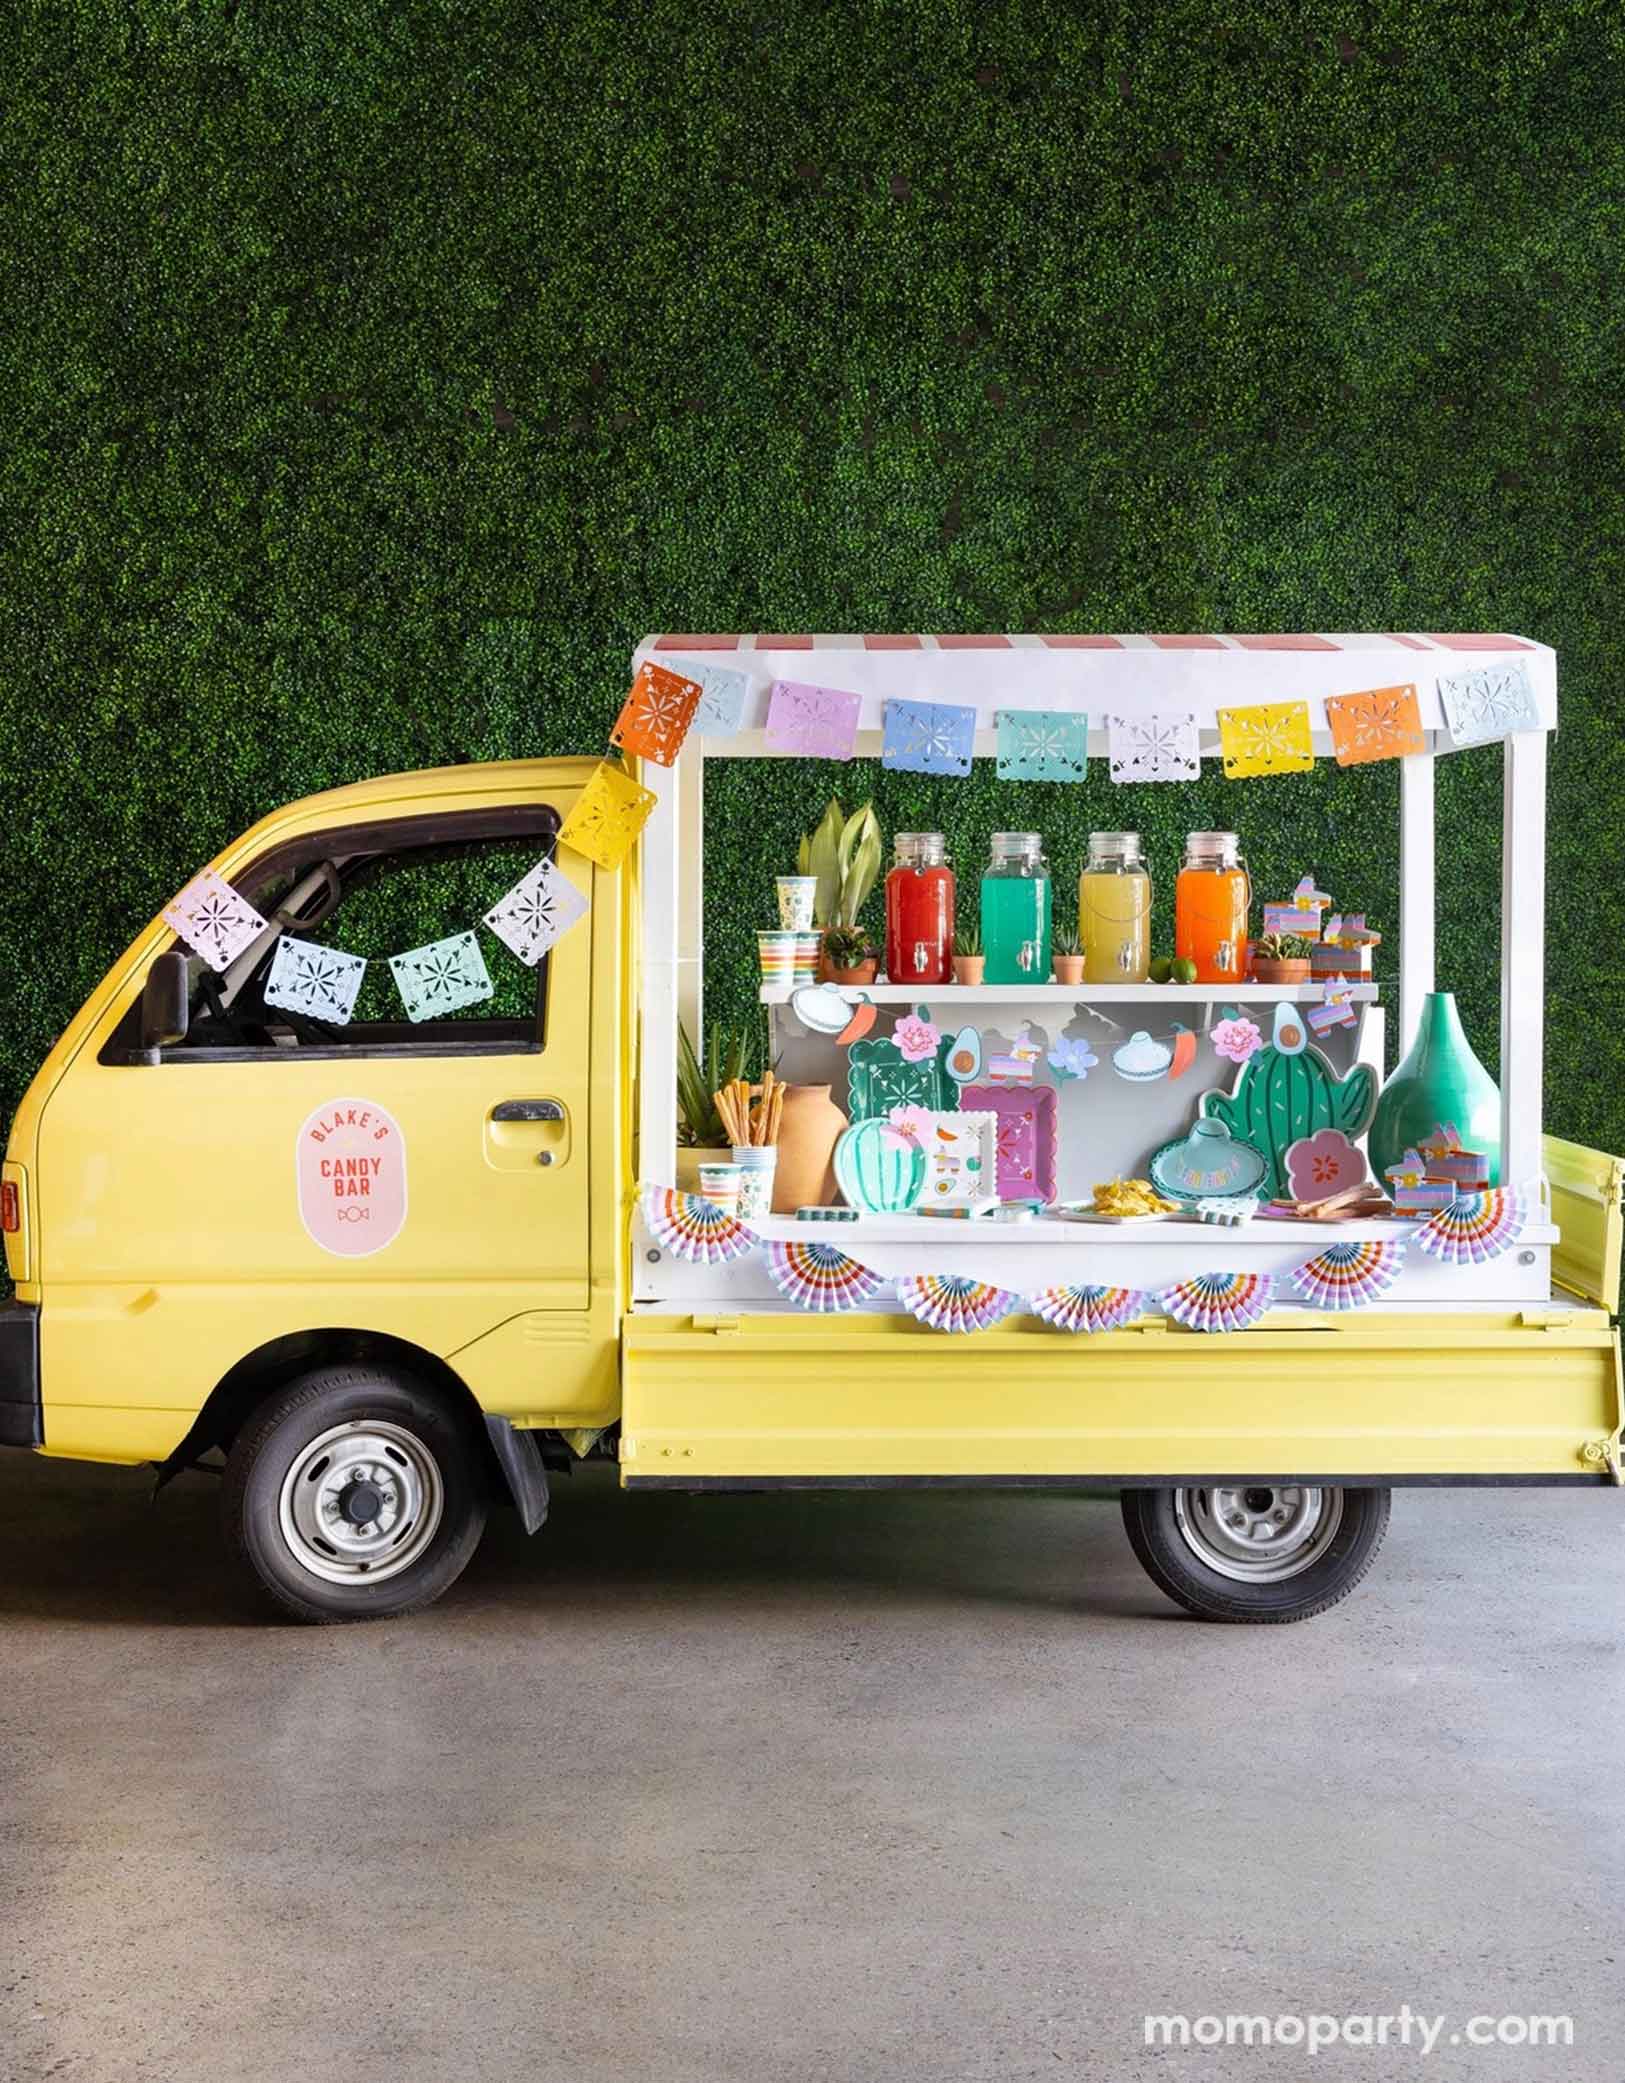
[1054,1204,1182,1226]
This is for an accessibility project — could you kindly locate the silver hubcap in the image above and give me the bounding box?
[1173,1485,1344,1583]
[278,1421,444,1586]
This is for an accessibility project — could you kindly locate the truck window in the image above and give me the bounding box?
[102,806,563,1063]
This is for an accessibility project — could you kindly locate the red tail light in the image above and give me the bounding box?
[0,1181,17,1232]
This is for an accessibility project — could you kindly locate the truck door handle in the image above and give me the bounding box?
[491,1099,565,1123]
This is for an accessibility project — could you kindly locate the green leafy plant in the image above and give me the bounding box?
[953,923,981,958]
[1053,921,1081,958]
[822,924,873,970]
[797,798,881,928]
[677,1018,761,1146]
[1256,932,1313,961]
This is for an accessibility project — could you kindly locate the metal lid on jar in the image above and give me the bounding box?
[1183,829,1240,864]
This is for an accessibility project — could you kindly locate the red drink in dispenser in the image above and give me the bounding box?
[885,833,954,986]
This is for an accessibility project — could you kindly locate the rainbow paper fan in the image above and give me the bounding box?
[1290,1237,1408,1311]
[894,1272,1021,1335]
[641,1185,757,1265]
[1028,1282,1148,1334]
[764,1239,887,1313]
[1158,1270,1275,1333]
[1416,1186,1529,1265]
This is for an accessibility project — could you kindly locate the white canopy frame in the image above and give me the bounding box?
[630,634,1554,1203]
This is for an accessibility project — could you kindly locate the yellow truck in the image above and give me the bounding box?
[2,633,1620,1624]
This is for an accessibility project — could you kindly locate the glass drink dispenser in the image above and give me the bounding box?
[1175,830,1250,984]
[884,832,955,987]
[980,833,1053,984]
[1080,831,1152,982]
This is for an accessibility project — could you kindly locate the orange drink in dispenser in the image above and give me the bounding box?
[1175,830,1249,984]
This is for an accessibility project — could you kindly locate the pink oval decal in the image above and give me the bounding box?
[297,1098,408,1257]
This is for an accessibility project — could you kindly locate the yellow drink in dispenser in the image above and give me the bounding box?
[1080,831,1151,982]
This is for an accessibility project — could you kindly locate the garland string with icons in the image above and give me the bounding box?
[163,852,591,1025]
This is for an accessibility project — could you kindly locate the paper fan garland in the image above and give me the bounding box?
[764,1240,887,1313]
[641,1186,757,1265]
[1290,1237,1408,1311]
[1416,1186,1529,1265]
[1029,1283,1148,1334]
[1159,1270,1275,1333]
[894,1273,1021,1335]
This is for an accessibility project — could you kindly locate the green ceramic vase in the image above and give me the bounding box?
[1368,991,1501,1186]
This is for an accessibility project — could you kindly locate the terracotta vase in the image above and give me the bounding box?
[953,955,985,986]
[771,1085,848,1210]
[1053,954,1085,986]
[829,959,878,985]
[1251,958,1311,984]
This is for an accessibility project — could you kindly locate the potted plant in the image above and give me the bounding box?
[675,1018,761,1188]
[822,924,878,985]
[952,924,984,987]
[1250,931,1314,984]
[1053,922,1085,987]
[798,797,883,979]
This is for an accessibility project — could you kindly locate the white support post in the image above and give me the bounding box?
[675,747,704,1044]
[638,760,683,1186]
[1398,747,1436,1062]
[1500,731,1547,1187]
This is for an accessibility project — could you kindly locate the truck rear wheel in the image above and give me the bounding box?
[222,1366,486,1623]
[1120,1483,1390,1623]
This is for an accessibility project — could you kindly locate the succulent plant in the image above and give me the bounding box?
[822,924,873,968]
[953,922,982,957]
[677,1018,762,1146]
[1255,931,1313,961]
[797,798,882,928]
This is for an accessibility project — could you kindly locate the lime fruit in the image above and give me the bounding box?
[1170,957,1199,984]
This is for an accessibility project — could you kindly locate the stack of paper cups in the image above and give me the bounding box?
[697,1162,742,1215]
[792,932,821,983]
[732,1144,777,1219]
[776,876,818,930]
[757,931,797,988]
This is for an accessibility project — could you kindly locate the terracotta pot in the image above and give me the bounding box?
[1250,958,1312,984]
[1053,954,1085,986]
[675,1145,729,1191]
[829,959,878,985]
[771,1084,849,1211]
[952,955,985,986]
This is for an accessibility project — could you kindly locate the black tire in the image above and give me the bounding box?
[222,1365,487,1623]
[1120,1483,1391,1623]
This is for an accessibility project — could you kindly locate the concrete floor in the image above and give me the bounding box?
[2,1456,1622,2083]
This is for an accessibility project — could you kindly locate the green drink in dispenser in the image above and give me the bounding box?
[980,832,1052,983]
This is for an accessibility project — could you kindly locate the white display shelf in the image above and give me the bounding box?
[746,1212,1550,1248]
[761,980,1379,1008]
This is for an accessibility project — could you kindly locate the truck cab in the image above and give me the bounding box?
[2,757,628,1618]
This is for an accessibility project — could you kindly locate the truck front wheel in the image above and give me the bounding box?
[1120,1483,1391,1623]
[223,1366,487,1623]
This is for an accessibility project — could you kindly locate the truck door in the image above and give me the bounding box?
[34,803,597,1449]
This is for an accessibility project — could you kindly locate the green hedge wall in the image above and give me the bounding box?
[3,3,1623,1178]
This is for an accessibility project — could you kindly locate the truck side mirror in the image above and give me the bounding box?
[141,951,191,1054]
